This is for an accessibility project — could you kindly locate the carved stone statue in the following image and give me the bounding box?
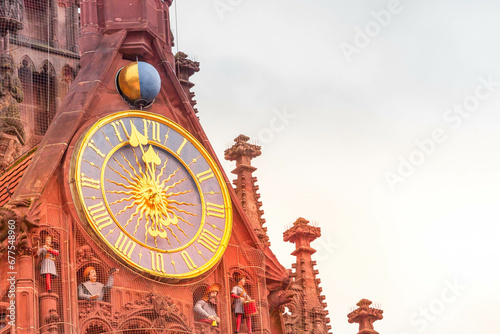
[231,275,254,334]
[0,0,24,30]
[0,198,40,256]
[0,0,25,52]
[194,283,221,326]
[0,131,21,169]
[35,235,59,292]
[78,267,119,302]
[0,53,24,144]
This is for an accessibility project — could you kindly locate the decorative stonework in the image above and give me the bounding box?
[42,308,61,334]
[0,198,41,256]
[224,134,261,163]
[283,218,331,333]
[0,53,24,145]
[0,131,21,170]
[225,135,269,246]
[347,299,383,334]
[76,245,97,265]
[175,51,200,113]
[79,293,191,332]
[283,217,321,246]
[0,0,24,53]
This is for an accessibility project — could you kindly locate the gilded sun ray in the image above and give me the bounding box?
[109,195,135,205]
[166,225,181,244]
[132,148,146,178]
[165,199,197,206]
[106,179,136,190]
[163,190,192,197]
[109,165,134,184]
[120,152,141,180]
[107,190,136,195]
[160,167,181,187]
[166,205,197,217]
[115,201,139,216]
[163,177,188,191]
[174,224,189,238]
[133,208,145,236]
[156,158,168,184]
[124,205,141,228]
[114,157,140,183]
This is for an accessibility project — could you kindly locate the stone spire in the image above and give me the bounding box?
[79,0,175,67]
[348,299,383,334]
[224,134,269,246]
[175,52,200,113]
[283,218,330,333]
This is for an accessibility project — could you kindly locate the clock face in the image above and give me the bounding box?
[71,111,232,279]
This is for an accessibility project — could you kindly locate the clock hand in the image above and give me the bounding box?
[129,121,160,180]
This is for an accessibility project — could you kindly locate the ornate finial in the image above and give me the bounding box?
[225,134,268,244]
[175,52,200,113]
[347,299,383,334]
[224,134,261,163]
[283,218,322,244]
[175,52,200,76]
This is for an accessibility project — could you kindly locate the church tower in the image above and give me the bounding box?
[0,1,307,333]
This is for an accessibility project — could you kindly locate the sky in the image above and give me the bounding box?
[172,1,500,333]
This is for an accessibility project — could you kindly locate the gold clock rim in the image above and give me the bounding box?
[71,110,233,280]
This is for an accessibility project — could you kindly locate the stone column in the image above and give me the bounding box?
[39,293,60,334]
[15,255,37,334]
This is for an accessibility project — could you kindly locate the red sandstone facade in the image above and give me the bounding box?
[0,1,340,333]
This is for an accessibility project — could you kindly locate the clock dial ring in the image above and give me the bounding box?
[71,111,232,279]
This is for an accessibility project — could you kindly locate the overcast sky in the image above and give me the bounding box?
[172,1,500,333]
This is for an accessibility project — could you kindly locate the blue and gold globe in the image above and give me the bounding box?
[116,61,161,108]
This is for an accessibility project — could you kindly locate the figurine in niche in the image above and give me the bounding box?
[194,283,221,326]
[231,275,256,334]
[35,235,59,293]
[78,267,119,301]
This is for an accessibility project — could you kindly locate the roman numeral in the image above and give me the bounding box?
[143,119,161,143]
[81,173,100,189]
[110,120,130,143]
[150,251,166,273]
[176,138,187,155]
[198,229,221,253]
[181,251,197,270]
[87,201,114,230]
[206,202,225,218]
[87,139,105,158]
[114,232,136,259]
[196,168,214,183]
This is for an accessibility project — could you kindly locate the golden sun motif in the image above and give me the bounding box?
[105,121,198,247]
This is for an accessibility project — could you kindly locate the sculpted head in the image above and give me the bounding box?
[83,266,97,283]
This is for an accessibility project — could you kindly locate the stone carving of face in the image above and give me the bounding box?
[45,236,52,247]
[89,270,97,283]
[238,277,246,286]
